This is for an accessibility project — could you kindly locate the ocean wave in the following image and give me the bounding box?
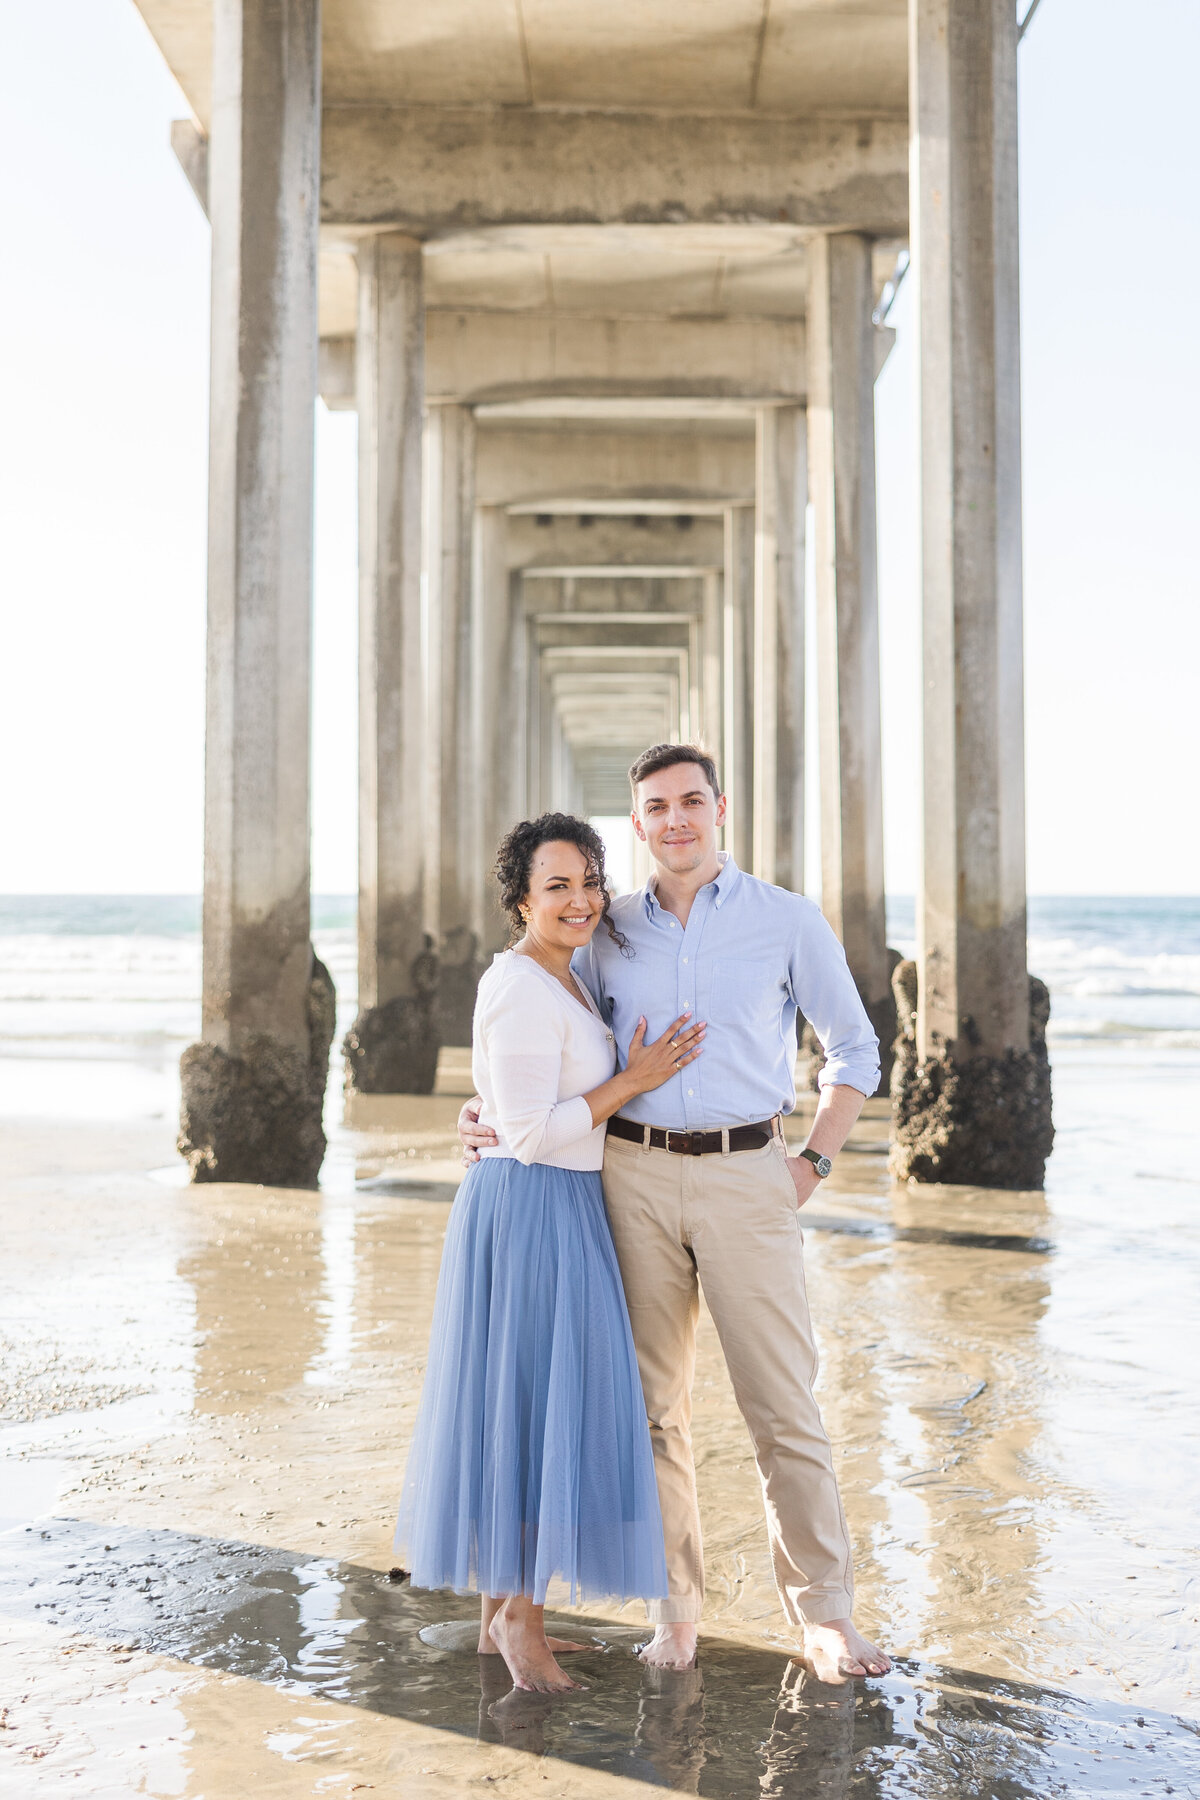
[1046,1020,1200,1048]
[2,901,1198,1055]
[0,928,357,1007]
[1028,941,1200,994]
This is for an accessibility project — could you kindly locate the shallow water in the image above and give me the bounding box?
[3,1516,1196,1797]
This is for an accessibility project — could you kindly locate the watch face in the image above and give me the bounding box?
[816,1155,833,1178]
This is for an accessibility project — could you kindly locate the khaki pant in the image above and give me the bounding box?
[602,1129,854,1628]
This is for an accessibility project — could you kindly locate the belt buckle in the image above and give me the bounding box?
[667,1129,702,1156]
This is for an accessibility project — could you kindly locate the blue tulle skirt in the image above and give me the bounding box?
[394,1156,667,1606]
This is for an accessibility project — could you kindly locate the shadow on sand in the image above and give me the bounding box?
[3,1518,1194,1797]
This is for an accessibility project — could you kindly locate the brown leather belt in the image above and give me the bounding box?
[607,1114,779,1156]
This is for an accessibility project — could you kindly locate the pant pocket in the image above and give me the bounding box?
[768,1137,800,1207]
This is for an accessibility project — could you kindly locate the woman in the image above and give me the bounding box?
[395,813,705,1694]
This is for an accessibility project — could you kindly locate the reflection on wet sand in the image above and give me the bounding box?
[2,1517,1195,1797]
[813,1178,1054,1689]
[182,1192,325,1413]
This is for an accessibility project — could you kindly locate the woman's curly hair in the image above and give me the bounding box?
[493,813,628,952]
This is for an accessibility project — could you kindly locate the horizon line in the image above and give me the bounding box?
[1,891,1197,905]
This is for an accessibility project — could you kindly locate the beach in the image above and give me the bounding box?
[1,897,1198,1795]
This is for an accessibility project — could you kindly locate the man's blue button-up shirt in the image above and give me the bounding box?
[573,855,880,1130]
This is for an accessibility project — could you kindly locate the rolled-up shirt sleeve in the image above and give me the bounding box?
[789,900,881,1096]
[482,993,597,1164]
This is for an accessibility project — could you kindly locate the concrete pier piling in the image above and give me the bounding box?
[154,0,1051,1187]
[752,404,806,894]
[177,0,329,1186]
[343,232,437,1098]
[892,0,1053,1188]
[425,403,484,1049]
[808,230,896,1089]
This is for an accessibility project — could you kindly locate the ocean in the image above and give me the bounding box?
[0,893,1197,1128]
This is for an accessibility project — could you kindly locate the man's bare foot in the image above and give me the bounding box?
[637,1623,698,1669]
[802,1617,891,1682]
[489,1604,582,1693]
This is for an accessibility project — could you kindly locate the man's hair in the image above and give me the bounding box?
[628,743,722,801]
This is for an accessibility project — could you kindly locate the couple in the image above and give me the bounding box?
[395,743,891,1694]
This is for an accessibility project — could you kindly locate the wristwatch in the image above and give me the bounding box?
[798,1147,833,1179]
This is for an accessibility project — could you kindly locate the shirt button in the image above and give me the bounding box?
[687,1088,694,1096]
[682,956,688,964]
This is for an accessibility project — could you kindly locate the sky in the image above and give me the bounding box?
[0,0,1196,897]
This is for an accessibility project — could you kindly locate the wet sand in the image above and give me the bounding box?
[1,1045,1198,1795]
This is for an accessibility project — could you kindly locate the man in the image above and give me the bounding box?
[460,745,890,1681]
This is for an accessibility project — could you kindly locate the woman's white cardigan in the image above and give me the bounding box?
[472,951,616,1171]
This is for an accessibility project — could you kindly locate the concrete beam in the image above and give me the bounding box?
[320,107,909,235]
[474,426,755,510]
[171,117,208,213]
[524,564,714,581]
[318,312,808,409]
[507,498,735,517]
[506,512,724,573]
[318,334,355,409]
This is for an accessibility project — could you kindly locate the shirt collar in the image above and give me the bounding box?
[643,852,741,918]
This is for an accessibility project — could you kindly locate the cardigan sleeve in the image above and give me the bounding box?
[481,977,598,1165]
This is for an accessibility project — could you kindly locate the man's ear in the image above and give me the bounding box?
[631,806,647,843]
[715,792,728,827]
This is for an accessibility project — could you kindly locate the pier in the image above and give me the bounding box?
[146,0,1053,1189]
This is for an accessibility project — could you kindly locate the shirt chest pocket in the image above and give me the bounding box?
[709,960,786,1037]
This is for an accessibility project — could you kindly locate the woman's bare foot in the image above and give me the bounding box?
[479,1632,586,1655]
[637,1623,698,1669]
[802,1617,891,1682]
[476,1593,584,1656]
[488,1598,582,1692]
